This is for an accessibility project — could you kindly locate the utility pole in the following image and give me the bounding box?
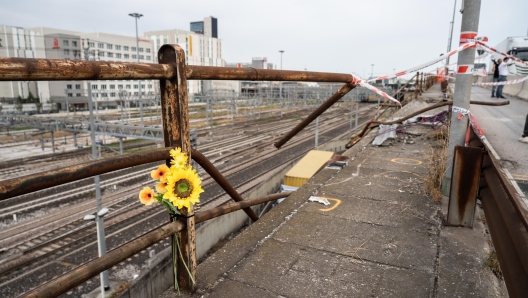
[442,0,481,195]
[446,0,457,67]
[279,50,284,70]
[129,13,144,126]
[371,64,374,79]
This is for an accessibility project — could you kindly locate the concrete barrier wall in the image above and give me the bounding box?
[116,138,350,298]
[517,80,528,100]
[503,74,525,97]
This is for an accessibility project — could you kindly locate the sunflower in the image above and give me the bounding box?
[139,186,156,206]
[151,164,170,182]
[156,181,168,194]
[169,147,188,169]
[164,166,203,210]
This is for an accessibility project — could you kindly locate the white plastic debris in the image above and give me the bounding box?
[372,124,399,146]
[308,196,330,206]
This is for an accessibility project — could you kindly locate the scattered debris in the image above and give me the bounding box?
[308,196,330,206]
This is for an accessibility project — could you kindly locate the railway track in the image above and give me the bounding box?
[0,104,376,297]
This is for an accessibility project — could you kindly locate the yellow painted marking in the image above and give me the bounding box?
[512,174,528,181]
[390,158,422,165]
[319,198,341,211]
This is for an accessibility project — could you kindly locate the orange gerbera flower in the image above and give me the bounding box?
[139,186,156,206]
[156,181,168,194]
[151,164,170,182]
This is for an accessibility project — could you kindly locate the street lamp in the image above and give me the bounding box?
[129,13,144,126]
[279,50,284,70]
[84,207,110,294]
[371,64,374,79]
[446,0,457,68]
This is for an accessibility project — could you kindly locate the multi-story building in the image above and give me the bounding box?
[146,16,238,96]
[0,25,46,103]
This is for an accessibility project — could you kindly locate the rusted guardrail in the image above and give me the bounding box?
[462,127,528,297]
[0,44,363,297]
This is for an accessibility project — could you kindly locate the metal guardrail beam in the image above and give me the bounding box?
[0,57,354,83]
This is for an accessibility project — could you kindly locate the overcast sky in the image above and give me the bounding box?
[1,0,527,78]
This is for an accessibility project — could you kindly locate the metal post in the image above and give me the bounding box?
[443,0,481,195]
[73,132,77,147]
[355,96,359,130]
[129,13,144,126]
[315,117,319,148]
[87,83,110,293]
[119,137,123,155]
[158,44,197,293]
[50,130,55,154]
[446,0,458,67]
[40,133,44,151]
[349,95,353,135]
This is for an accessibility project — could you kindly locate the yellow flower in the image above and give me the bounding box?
[163,166,203,210]
[170,147,188,169]
[139,186,156,206]
[156,181,168,194]
[151,164,169,182]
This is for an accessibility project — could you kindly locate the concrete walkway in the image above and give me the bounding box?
[161,85,507,297]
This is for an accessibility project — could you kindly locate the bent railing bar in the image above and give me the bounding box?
[20,192,292,298]
[0,57,354,83]
[274,82,356,149]
[345,100,510,148]
[0,148,259,220]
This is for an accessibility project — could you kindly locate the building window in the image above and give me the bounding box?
[92,85,98,89]
[141,84,145,89]
[123,46,129,51]
[67,84,72,89]
[98,51,104,57]
[110,85,115,89]
[126,85,131,89]
[93,94,98,98]
[139,55,144,60]
[98,43,104,49]
[64,49,70,55]
[116,53,122,58]
[131,47,137,52]
[164,38,167,44]
[148,84,152,89]
[101,85,107,89]
[67,93,73,97]
[115,45,121,50]
[118,85,123,89]
[76,93,81,97]
[107,53,113,58]
[101,93,108,97]
[124,54,129,59]
[133,84,138,89]
[107,44,113,49]
[138,48,144,52]
[156,39,160,45]
[89,42,95,48]
[75,84,81,89]
[72,41,78,47]
[63,40,69,47]
[110,92,116,97]
[146,55,151,60]
[146,48,151,53]
[132,54,137,59]
[134,92,139,96]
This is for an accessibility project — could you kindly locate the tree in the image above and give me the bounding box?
[16,95,23,113]
[35,102,42,113]
[0,97,6,104]
[27,91,35,103]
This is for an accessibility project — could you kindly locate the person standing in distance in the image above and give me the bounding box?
[496,57,515,99]
[490,58,502,97]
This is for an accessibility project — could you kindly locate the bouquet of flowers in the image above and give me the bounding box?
[138,147,203,291]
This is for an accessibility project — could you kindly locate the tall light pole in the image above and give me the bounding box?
[371,64,374,79]
[129,13,144,126]
[446,0,457,68]
[279,50,284,70]
[279,50,285,107]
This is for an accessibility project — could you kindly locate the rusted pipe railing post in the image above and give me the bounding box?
[159,44,197,293]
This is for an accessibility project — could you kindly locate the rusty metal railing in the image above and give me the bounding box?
[0,45,363,297]
[448,126,528,297]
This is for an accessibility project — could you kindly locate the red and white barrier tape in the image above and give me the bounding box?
[351,75,401,106]
[472,41,528,86]
[367,41,476,83]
